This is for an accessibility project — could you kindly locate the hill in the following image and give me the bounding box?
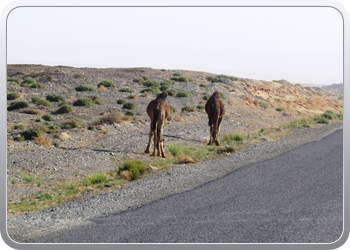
[6,64,343,216]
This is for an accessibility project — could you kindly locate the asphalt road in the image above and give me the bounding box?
[28,129,343,243]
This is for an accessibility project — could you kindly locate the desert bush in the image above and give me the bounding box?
[140,86,161,95]
[75,84,96,91]
[21,77,36,86]
[123,102,136,110]
[30,83,46,89]
[117,99,127,105]
[42,114,54,121]
[40,122,61,134]
[34,134,52,147]
[7,92,20,100]
[35,118,42,122]
[119,87,134,93]
[88,95,104,105]
[170,105,176,113]
[314,116,330,124]
[206,74,237,83]
[275,107,285,112]
[46,75,55,81]
[142,80,161,88]
[61,118,86,129]
[95,112,130,125]
[13,124,24,130]
[199,83,208,88]
[223,133,244,143]
[182,106,196,112]
[52,141,60,148]
[46,94,65,102]
[117,160,147,180]
[31,97,52,107]
[125,110,136,116]
[73,73,84,78]
[83,173,108,186]
[57,104,73,114]
[73,97,95,107]
[196,104,205,110]
[203,94,211,100]
[21,173,37,183]
[167,89,177,96]
[98,80,116,88]
[171,76,193,82]
[176,90,192,98]
[7,76,23,85]
[133,77,144,84]
[321,110,341,120]
[172,72,182,77]
[219,92,226,100]
[259,101,270,109]
[20,127,44,140]
[7,101,30,111]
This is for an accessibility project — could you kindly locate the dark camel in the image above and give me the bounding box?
[145,91,170,158]
[205,91,225,146]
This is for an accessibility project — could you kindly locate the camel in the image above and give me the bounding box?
[205,91,225,146]
[145,91,170,158]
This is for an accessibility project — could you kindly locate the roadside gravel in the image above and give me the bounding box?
[6,121,343,243]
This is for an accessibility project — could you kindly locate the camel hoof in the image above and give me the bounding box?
[145,149,150,153]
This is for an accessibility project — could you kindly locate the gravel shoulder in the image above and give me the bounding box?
[6,121,343,243]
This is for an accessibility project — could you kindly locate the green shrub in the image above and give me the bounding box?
[196,104,205,110]
[172,72,182,77]
[57,104,73,114]
[31,97,52,107]
[117,99,127,104]
[203,94,211,101]
[88,173,108,184]
[75,84,96,91]
[30,83,46,89]
[88,95,104,105]
[21,173,36,183]
[20,127,44,140]
[7,101,30,111]
[223,133,244,143]
[133,77,144,84]
[21,77,36,85]
[176,90,192,98]
[170,105,176,113]
[199,84,208,88]
[40,122,61,134]
[182,106,196,112]
[7,76,23,85]
[119,87,134,93]
[22,109,39,115]
[167,89,177,96]
[275,107,285,112]
[46,94,65,102]
[206,75,237,83]
[47,75,55,81]
[7,92,20,100]
[259,101,270,109]
[219,92,226,100]
[73,73,85,78]
[117,160,147,180]
[125,110,136,116]
[35,118,42,122]
[61,118,86,129]
[171,76,192,82]
[140,87,161,95]
[123,102,136,110]
[73,97,95,107]
[142,80,161,88]
[314,116,330,124]
[98,80,116,88]
[13,124,24,130]
[42,114,54,121]
[321,110,341,120]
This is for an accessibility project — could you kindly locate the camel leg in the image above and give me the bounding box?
[145,128,153,153]
[215,116,223,146]
[208,124,213,145]
[159,120,166,158]
[152,125,157,156]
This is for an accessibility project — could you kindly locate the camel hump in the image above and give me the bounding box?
[157,91,168,100]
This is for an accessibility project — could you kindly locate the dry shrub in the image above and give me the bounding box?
[99,85,107,91]
[94,111,130,125]
[80,128,88,134]
[139,93,150,98]
[119,170,131,181]
[34,134,52,147]
[56,132,71,141]
[95,125,106,132]
[177,154,194,164]
[112,87,119,91]
[127,94,137,99]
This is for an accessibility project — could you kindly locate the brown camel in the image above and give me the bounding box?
[205,91,225,146]
[145,91,170,158]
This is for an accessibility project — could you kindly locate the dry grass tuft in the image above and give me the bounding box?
[55,132,71,141]
[119,170,131,181]
[99,85,107,91]
[34,134,52,147]
[127,94,137,99]
[95,125,106,132]
[177,154,195,164]
[94,111,131,125]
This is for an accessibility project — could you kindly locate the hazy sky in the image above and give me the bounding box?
[7,6,343,85]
